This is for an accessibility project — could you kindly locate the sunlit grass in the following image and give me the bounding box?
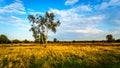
[0,43,120,68]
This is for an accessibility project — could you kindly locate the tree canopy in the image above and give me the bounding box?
[106,34,115,42]
[0,34,10,44]
[28,12,60,44]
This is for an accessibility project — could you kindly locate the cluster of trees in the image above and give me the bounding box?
[0,34,31,44]
[0,34,60,44]
[12,39,31,43]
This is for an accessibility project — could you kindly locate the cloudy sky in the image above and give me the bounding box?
[0,0,120,41]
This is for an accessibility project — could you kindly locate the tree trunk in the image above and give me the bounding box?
[45,26,49,47]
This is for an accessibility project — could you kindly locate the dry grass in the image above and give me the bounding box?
[0,43,120,68]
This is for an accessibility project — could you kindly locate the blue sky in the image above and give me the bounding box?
[0,0,120,41]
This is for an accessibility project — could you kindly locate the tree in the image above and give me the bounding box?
[53,38,57,42]
[0,34,10,44]
[28,12,60,45]
[23,39,30,43]
[106,34,115,42]
[72,40,76,43]
[116,39,120,42]
[12,39,20,43]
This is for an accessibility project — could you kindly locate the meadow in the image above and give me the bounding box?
[0,43,120,68]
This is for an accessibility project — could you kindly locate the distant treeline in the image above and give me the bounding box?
[0,34,32,44]
[48,40,120,43]
[0,34,120,44]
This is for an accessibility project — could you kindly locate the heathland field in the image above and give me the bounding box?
[0,43,120,68]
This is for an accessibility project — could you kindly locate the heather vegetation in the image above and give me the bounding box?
[0,43,120,68]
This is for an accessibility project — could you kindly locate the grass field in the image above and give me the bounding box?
[0,43,120,68]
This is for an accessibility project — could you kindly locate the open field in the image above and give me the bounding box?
[0,43,120,68]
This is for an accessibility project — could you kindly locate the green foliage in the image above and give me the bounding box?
[12,39,21,43]
[106,34,115,42]
[53,38,58,42]
[0,34,10,44]
[28,12,60,44]
[23,39,30,43]
[72,40,76,43]
[116,39,120,42]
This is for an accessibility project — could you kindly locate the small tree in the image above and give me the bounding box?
[28,12,60,45]
[53,38,57,42]
[106,34,115,42]
[72,40,76,43]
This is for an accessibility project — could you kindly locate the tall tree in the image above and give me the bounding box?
[28,12,60,44]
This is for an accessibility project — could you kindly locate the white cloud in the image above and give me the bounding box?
[65,0,79,6]
[76,5,91,11]
[28,11,44,15]
[0,22,3,24]
[110,0,120,5]
[0,16,26,26]
[50,7,105,28]
[67,28,104,34]
[100,0,120,9]
[0,0,26,14]
[100,2,108,9]
[0,0,26,26]
[27,8,44,15]
[10,16,26,26]
[50,5,92,16]
[114,19,120,25]
[49,5,105,38]
[112,28,120,34]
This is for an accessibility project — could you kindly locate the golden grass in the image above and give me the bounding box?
[0,43,120,68]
